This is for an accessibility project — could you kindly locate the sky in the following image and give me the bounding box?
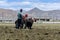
[0,0,60,11]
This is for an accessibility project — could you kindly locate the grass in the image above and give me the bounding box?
[33,23,60,30]
[0,23,60,40]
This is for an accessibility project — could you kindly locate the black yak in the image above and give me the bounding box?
[15,17,34,29]
[24,18,33,29]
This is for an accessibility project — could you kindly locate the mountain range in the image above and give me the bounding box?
[25,7,60,20]
[0,7,60,21]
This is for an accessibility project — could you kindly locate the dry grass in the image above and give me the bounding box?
[33,23,60,29]
[0,23,60,40]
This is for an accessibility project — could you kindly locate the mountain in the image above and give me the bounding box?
[25,7,44,14]
[0,8,18,21]
[25,8,45,18]
[25,7,60,20]
[0,8,60,22]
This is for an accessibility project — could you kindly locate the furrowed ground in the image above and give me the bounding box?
[0,23,60,40]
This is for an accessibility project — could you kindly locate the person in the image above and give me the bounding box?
[16,9,23,29]
[22,14,28,28]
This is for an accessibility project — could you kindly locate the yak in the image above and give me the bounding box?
[15,18,34,29]
[24,18,33,29]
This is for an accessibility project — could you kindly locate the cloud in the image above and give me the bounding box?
[23,8,34,11]
[0,0,9,7]
[0,1,31,8]
[0,0,60,11]
[33,3,60,11]
[9,1,31,6]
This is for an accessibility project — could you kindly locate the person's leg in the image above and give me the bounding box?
[20,20,24,29]
[24,22,26,29]
[24,25,26,29]
[20,23,23,29]
[24,20,26,29]
[18,19,23,29]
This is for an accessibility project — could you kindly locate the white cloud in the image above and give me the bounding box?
[0,1,31,8]
[33,3,60,11]
[23,8,34,11]
[0,1,32,10]
[9,1,31,6]
[9,2,60,11]
[0,0,60,11]
[0,0,9,7]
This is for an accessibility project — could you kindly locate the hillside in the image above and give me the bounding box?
[0,8,60,22]
[0,8,17,21]
[25,7,60,20]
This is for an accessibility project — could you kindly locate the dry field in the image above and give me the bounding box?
[0,23,60,40]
